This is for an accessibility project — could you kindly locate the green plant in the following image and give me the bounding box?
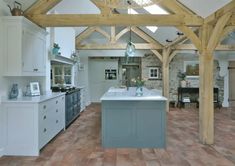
[53,43,60,49]
[131,77,147,87]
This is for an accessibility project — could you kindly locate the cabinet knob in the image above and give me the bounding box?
[56,100,58,104]
[44,128,47,132]
[43,115,46,120]
[62,97,64,100]
[43,105,46,109]
[33,68,38,72]
[56,109,58,113]
[56,120,59,123]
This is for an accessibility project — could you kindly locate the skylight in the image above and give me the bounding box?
[146,26,158,32]
[144,5,168,15]
[128,8,158,33]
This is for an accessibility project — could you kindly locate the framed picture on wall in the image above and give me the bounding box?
[30,82,40,96]
[184,61,199,78]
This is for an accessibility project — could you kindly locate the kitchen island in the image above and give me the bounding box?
[100,87,167,148]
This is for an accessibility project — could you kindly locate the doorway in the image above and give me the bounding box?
[122,65,141,87]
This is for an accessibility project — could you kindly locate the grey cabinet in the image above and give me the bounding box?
[65,89,81,127]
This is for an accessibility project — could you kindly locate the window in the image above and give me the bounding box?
[128,8,159,33]
[52,65,72,85]
[149,67,160,79]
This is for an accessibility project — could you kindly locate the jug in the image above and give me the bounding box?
[8,1,23,16]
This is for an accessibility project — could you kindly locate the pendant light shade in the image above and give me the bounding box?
[126,41,135,57]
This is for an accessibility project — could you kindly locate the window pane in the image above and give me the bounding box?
[54,67,62,75]
[64,67,72,75]
[64,76,71,84]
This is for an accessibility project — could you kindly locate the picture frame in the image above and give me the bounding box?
[30,82,40,96]
[184,61,199,78]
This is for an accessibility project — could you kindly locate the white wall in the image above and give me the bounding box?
[54,27,75,58]
[0,1,11,156]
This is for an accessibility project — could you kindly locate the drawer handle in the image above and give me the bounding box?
[33,68,38,72]
[56,120,59,123]
[43,115,46,120]
[56,109,58,113]
[56,100,58,104]
[44,128,47,132]
[43,105,46,109]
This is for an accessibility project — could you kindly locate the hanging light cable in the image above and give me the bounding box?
[125,0,135,57]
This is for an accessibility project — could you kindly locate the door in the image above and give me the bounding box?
[89,59,119,102]
[229,61,235,107]
[122,65,141,87]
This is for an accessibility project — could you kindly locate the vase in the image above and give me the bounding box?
[136,86,143,96]
[52,47,59,55]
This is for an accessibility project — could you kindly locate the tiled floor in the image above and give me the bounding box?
[0,104,235,166]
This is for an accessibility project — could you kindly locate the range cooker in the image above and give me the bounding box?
[52,86,81,127]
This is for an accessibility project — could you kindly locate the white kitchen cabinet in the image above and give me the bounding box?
[2,94,65,156]
[2,16,47,76]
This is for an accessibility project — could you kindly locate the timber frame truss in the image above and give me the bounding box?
[24,0,235,145]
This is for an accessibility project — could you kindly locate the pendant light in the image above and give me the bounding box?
[125,0,135,57]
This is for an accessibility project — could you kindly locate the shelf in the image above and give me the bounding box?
[50,54,77,65]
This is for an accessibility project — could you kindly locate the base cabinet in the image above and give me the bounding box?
[3,95,65,156]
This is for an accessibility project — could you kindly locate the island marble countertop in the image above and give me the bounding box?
[100,87,167,101]
[1,92,65,103]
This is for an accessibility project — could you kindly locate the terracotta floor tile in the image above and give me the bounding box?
[0,104,234,166]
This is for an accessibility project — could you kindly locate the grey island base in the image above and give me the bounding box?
[100,87,167,148]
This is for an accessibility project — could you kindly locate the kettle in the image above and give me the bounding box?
[8,1,23,16]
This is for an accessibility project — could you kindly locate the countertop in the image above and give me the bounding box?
[1,92,65,103]
[100,87,167,101]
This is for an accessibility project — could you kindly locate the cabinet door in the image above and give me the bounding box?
[22,28,34,73]
[33,34,46,73]
[2,21,22,76]
[22,28,46,75]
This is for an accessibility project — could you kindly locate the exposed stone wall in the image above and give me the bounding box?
[141,54,162,89]
[141,53,224,104]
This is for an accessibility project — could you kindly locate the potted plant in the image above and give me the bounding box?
[52,43,60,55]
[177,70,187,87]
[131,77,147,96]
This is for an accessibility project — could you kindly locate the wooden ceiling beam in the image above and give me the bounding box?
[174,44,235,51]
[76,27,96,46]
[205,1,235,24]
[207,12,232,52]
[151,50,163,62]
[131,27,163,48]
[77,43,162,50]
[94,27,110,40]
[24,0,62,15]
[90,0,112,15]
[176,26,201,51]
[29,14,203,27]
[221,26,235,41]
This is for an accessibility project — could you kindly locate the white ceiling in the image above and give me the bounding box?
[2,0,233,45]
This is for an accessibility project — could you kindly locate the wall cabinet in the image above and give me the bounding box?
[2,16,46,76]
[2,94,65,156]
